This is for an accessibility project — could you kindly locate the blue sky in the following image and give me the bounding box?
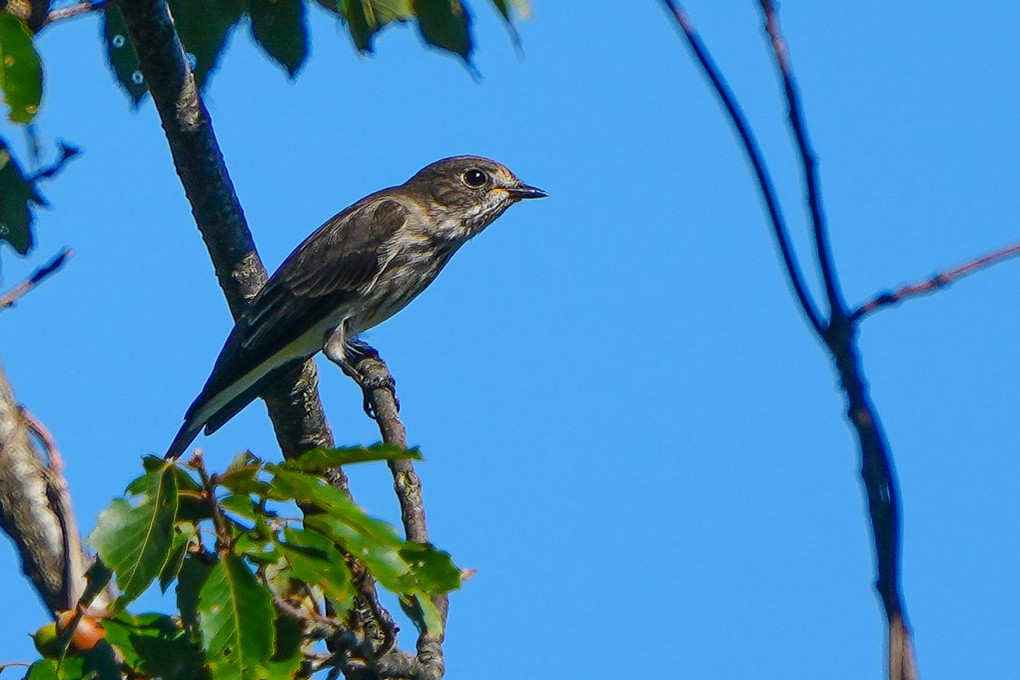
[3,3,1020,678]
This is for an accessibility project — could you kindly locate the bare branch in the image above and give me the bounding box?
[663,3,919,677]
[659,0,825,337]
[41,0,106,27]
[757,0,845,316]
[0,248,73,313]
[852,241,1020,321]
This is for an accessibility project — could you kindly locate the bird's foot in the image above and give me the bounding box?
[339,358,400,419]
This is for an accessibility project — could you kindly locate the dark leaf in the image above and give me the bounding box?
[176,555,212,632]
[340,0,412,53]
[169,0,245,89]
[78,641,121,680]
[89,461,179,607]
[79,559,113,608]
[158,525,193,592]
[0,137,34,254]
[261,614,302,680]
[399,542,461,593]
[411,0,471,61]
[399,591,443,637]
[285,443,421,472]
[101,5,148,105]
[276,526,356,608]
[103,612,207,679]
[249,0,308,77]
[197,554,275,680]
[0,12,42,123]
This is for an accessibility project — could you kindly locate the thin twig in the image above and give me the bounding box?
[852,241,1020,321]
[187,451,232,552]
[660,0,825,337]
[42,0,106,27]
[353,352,447,678]
[0,248,74,312]
[758,0,845,316]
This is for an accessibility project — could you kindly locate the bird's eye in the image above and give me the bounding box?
[463,169,488,187]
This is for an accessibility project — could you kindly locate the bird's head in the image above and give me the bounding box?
[403,156,546,240]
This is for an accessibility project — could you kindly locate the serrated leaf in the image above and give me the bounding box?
[169,0,244,89]
[0,137,34,254]
[101,6,147,105]
[340,0,412,52]
[197,555,275,680]
[412,0,471,61]
[0,13,42,123]
[249,0,308,77]
[285,443,421,472]
[89,462,179,607]
[276,526,356,608]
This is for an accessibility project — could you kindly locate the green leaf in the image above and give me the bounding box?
[260,614,302,680]
[79,559,114,607]
[169,0,245,89]
[412,0,471,61]
[103,612,207,679]
[78,641,121,680]
[285,443,421,472]
[89,461,179,607]
[101,6,147,105]
[276,526,356,608]
[340,0,412,53]
[0,137,34,254]
[399,591,443,637]
[0,13,42,123]
[197,554,275,680]
[249,0,308,77]
[399,542,461,593]
[24,657,85,680]
[158,525,194,592]
[177,554,212,632]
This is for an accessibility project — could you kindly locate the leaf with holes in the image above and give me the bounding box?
[101,6,147,104]
[89,460,179,607]
[0,12,42,123]
[249,0,308,77]
[197,555,274,680]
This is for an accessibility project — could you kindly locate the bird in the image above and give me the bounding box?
[165,156,546,459]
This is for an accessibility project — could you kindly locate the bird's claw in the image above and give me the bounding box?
[357,374,399,419]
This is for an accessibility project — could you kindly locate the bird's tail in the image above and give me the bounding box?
[165,418,203,460]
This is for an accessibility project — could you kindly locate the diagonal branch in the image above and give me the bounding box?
[116,0,338,465]
[758,0,845,316]
[0,248,73,312]
[660,0,825,337]
[852,240,1020,321]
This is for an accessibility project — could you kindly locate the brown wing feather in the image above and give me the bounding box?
[184,197,410,422]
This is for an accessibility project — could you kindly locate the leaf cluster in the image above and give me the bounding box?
[24,445,459,680]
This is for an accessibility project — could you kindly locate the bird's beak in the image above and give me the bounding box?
[507,183,547,200]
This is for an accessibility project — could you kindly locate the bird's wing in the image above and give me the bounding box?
[185,197,410,423]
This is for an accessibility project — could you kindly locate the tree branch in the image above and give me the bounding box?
[352,352,447,679]
[852,240,1020,321]
[0,248,73,313]
[116,0,339,465]
[0,359,89,615]
[659,0,825,337]
[663,2,919,677]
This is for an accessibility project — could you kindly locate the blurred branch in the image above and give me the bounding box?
[42,0,105,27]
[0,359,89,615]
[0,247,73,312]
[663,1,920,677]
[852,241,1020,321]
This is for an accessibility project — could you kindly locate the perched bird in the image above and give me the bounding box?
[166,156,545,459]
